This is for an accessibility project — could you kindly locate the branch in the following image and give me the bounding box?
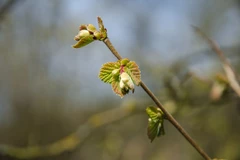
[103,37,211,160]
[0,0,21,24]
[193,26,240,97]
[0,104,136,159]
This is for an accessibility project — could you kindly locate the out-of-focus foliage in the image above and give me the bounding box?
[0,0,240,160]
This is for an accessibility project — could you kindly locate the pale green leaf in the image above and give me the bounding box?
[126,61,141,85]
[146,106,161,122]
[99,62,121,83]
[72,36,94,48]
[146,106,165,142]
[147,118,161,142]
[111,81,124,98]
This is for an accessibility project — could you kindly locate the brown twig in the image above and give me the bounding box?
[0,0,21,24]
[103,37,211,160]
[193,26,240,97]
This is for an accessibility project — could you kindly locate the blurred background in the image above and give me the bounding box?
[0,0,240,159]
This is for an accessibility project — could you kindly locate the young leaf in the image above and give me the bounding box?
[126,61,141,85]
[72,17,107,49]
[99,59,141,98]
[146,106,165,142]
[147,118,162,142]
[111,81,124,98]
[146,106,162,121]
[72,35,95,48]
[99,62,120,83]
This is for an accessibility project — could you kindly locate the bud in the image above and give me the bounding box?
[86,24,97,33]
[74,30,90,41]
[72,24,96,48]
[72,17,108,48]
[119,72,135,94]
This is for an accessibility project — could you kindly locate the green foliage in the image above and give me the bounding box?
[125,61,141,86]
[72,34,95,48]
[99,58,141,98]
[99,62,121,83]
[72,17,107,48]
[146,106,165,142]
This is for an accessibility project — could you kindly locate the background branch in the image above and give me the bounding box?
[193,26,240,97]
[0,0,22,25]
[0,104,136,159]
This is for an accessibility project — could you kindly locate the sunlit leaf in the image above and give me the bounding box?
[147,118,161,142]
[146,106,165,142]
[111,81,124,98]
[99,59,141,98]
[146,106,162,121]
[126,61,141,85]
[99,62,121,83]
[72,35,94,48]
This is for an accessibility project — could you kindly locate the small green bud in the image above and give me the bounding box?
[74,30,90,41]
[93,31,101,40]
[87,24,97,33]
[72,17,108,48]
[120,58,130,66]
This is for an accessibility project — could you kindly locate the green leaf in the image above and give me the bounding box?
[146,106,165,142]
[111,81,124,98]
[72,35,94,48]
[126,61,141,85]
[146,106,161,122]
[99,59,141,98]
[99,62,121,83]
[148,118,161,142]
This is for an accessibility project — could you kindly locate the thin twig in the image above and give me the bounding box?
[0,0,21,24]
[103,38,211,160]
[193,26,240,97]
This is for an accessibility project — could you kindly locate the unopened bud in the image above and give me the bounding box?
[74,30,90,41]
[87,24,97,33]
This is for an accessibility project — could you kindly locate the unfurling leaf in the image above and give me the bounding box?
[126,61,141,85]
[72,35,95,48]
[111,81,124,98]
[72,17,107,48]
[98,58,141,98]
[146,106,165,142]
[99,62,121,83]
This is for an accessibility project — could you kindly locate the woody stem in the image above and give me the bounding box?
[103,37,211,160]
